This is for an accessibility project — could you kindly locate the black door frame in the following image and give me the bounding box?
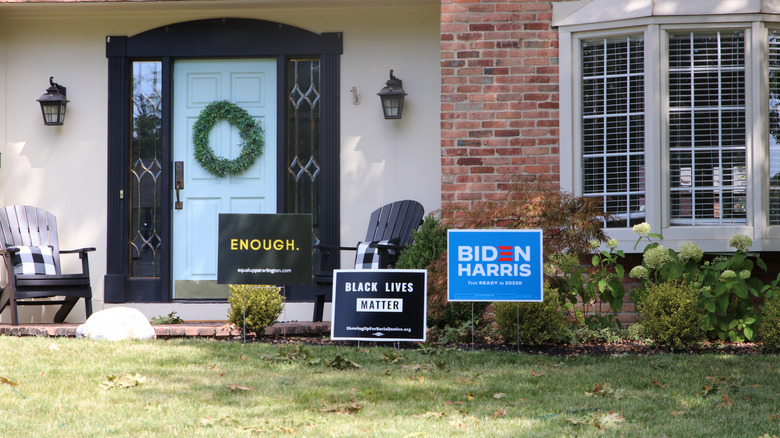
[105,18,342,303]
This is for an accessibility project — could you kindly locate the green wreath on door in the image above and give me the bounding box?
[192,100,265,178]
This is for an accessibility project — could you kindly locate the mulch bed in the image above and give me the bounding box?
[249,335,766,356]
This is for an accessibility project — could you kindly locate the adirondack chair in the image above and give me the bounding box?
[351,199,425,269]
[0,205,94,325]
[312,199,425,320]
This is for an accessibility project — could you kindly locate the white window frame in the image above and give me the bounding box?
[557,9,780,253]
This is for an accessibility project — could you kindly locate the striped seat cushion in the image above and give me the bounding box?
[354,239,399,269]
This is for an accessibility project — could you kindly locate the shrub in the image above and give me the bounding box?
[627,322,646,341]
[564,239,626,329]
[494,288,566,346]
[760,297,780,352]
[444,182,609,257]
[396,216,447,270]
[628,223,780,342]
[227,284,284,335]
[638,281,705,351]
[395,215,490,329]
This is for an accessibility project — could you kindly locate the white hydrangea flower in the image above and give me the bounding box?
[633,222,651,236]
[643,245,670,270]
[629,265,648,280]
[678,242,703,263]
[729,234,753,253]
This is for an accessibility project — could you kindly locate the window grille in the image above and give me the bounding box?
[668,31,747,225]
[581,36,646,227]
[769,31,780,224]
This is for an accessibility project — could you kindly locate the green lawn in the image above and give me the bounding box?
[0,336,778,437]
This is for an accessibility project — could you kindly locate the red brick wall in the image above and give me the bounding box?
[440,0,567,214]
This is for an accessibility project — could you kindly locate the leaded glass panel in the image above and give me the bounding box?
[287,59,321,242]
[130,61,163,277]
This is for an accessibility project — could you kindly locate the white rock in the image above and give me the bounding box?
[76,307,156,341]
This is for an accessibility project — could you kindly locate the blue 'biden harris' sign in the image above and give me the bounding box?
[447,229,543,302]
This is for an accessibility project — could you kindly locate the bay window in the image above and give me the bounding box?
[556,1,780,251]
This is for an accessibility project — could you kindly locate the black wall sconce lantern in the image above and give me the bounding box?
[377,70,406,119]
[37,76,69,126]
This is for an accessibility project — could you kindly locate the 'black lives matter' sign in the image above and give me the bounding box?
[331,269,427,342]
[218,214,312,285]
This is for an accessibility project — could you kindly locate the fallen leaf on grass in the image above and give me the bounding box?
[697,376,737,397]
[321,398,362,414]
[585,383,624,399]
[493,409,507,420]
[670,411,685,416]
[705,376,729,384]
[568,411,625,430]
[326,355,361,370]
[239,355,247,361]
[530,369,544,377]
[716,392,734,408]
[402,363,437,372]
[380,351,404,363]
[205,364,225,376]
[697,384,716,397]
[0,377,18,386]
[198,415,235,427]
[493,392,506,399]
[413,411,445,419]
[596,412,625,429]
[449,415,479,430]
[652,380,666,388]
[99,373,147,390]
[226,384,250,392]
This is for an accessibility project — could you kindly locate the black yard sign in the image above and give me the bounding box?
[217,214,312,285]
[331,269,427,342]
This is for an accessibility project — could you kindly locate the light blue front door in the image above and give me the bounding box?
[172,59,277,299]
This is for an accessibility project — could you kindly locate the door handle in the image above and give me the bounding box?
[174,161,184,210]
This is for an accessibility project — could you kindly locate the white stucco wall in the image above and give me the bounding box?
[0,0,441,323]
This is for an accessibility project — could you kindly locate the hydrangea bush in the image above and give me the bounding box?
[559,238,627,329]
[627,223,780,342]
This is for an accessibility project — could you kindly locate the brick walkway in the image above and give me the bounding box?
[0,321,331,339]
